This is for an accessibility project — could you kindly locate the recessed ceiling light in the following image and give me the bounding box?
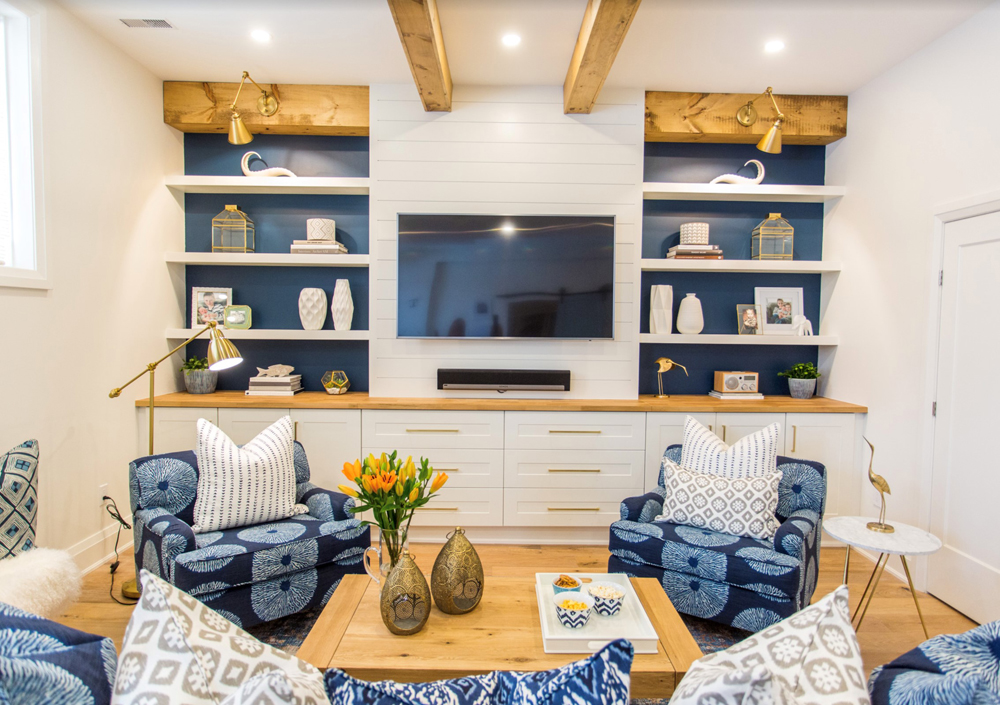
[251,29,272,43]
[764,39,785,54]
[502,33,521,48]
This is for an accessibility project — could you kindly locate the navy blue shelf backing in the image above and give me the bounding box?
[644,143,825,185]
[184,134,369,178]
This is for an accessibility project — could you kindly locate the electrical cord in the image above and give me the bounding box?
[103,496,138,606]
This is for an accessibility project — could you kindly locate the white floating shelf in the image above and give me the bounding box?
[166,328,369,341]
[640,259,841,274]
[165,252,369,268]
[639,333,838,346]
[642,182,846,203]
[164,175,370,195]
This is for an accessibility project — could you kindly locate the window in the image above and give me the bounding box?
[0,2,45,289]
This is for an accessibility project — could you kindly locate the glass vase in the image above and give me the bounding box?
[364,528,409,583]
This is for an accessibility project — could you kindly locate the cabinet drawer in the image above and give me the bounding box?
[362,448,503,488]
[503,488,631,527]
[504,450,645,490]
[644,412,716,492]
[409,488,503,527]
[504,412,645,450]
[362,410,504,450]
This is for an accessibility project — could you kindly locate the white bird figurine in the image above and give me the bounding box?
[241,151,296,178]
[256,364,295,378]
[710,159,765,186]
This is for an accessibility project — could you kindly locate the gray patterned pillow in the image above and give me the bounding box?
[672,585,869,705]
[655,459,782,539]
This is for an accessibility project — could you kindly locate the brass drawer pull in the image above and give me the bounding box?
[406,428,460,433]
[434,468,460,472]
[547,468,601,473]
[422,507,459,511]
[547,507,601,512]
[548,429,602,434]
[791,425,798,453]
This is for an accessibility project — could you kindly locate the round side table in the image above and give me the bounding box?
[823,515,942,639]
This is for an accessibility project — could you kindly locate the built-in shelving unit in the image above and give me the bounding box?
[639,333,838,346]
[640,259,841,274]
[642,182,845,203]
[166,328,370,341]
[164,175,371,195]
[165,252,370,268]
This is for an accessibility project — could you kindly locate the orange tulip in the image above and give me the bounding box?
[366,454,378,471]
[379,470,397,492]
[430,472,448,493]
[408,487,419,502]
[342,460,362,482]
[362,476,376,494]
[337,484,359,498]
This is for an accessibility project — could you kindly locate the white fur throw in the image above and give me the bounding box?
[0,548,82,618]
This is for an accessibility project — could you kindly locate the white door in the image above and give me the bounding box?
[643,413,716,491]
[217,408,291,444]
[290,409,361,490]
[927,209,1000,624]
[784,413,857,522]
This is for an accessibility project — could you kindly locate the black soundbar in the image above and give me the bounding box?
[437,369,571,393]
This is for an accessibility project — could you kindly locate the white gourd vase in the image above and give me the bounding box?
[650,285,673,335]
[298,288,328,330]
[676,293,704,334]
[331,279,354,331]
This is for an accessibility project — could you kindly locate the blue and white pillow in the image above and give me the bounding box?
[325,669,498,705]
[0,439,39,559]
[679,416,780,479]
[0,599,117,704]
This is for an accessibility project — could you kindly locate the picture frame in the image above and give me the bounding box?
[754,287,804,335]
[223,304,252,330]
[736,304,763,335]
[191,287,232,327]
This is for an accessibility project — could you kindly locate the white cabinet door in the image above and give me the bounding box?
[217,408,291,445]
[715,413,786,455]
[643,412,716,491]
[504,450,645,490]
[504,488,627,527]
[409,488,503,527]
[140,407,217,456]
[783,413,857,522]
[362,448,503,488]
[291,409,362,491]
[362,410,504,450]
[504,412,645,451]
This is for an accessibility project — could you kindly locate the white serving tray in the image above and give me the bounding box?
[535,573,660,654]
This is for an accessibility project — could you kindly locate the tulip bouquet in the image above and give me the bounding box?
[339,451,449,570]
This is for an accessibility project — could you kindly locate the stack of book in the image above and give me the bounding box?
[666,244,723,260]
[709,390,765,400]
[290,240,348,255]
[246,375,303,396]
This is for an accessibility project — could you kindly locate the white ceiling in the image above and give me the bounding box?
[57,0,991,95]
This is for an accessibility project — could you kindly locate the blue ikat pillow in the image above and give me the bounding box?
[325,669,499,705]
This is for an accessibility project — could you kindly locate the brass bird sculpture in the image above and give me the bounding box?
[865,437,894,533]
[654,357,688,398]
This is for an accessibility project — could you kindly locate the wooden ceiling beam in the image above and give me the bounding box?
[563,0,642,114]
[387,0,452,112]
[645,91,848,145]
[163,81,369,136]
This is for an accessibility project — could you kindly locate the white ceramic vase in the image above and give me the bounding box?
[676,293,704,334]
[331,279,354,331]
[306,218,337,241]
[298,288,328,330]
[650,285,673,335]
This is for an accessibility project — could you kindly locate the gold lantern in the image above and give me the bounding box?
[431,527,484,615]
[380,549,431,636]
[212,205,255,253]
[751,212,794,260]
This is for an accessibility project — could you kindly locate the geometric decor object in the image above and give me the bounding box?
[650,285,673,335]
[431,527,485,615]
[298,288,328,330]
[212,205,255,253]
[307,218,337,242]
[321,370,350,395]
[0,439,39,559]
[751,213,794,261]
[680,222,710,245]
[331,279,354,331]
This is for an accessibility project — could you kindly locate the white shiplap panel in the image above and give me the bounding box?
[369,84,643,399]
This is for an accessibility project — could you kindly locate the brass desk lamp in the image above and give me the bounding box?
[109,321,242,597]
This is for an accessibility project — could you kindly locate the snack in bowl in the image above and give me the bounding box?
[588,581,625,617]
[552,591,594,629]
[552,574,582,594]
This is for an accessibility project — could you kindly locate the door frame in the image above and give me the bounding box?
[917,190,1000,589]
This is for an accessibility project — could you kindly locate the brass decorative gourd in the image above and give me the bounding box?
[431,527,484,614]
[379,549,431,635]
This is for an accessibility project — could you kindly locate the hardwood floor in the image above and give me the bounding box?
[58,543,976,676]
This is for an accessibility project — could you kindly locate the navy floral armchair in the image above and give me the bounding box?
[608,444,826,632]
[129,442,370,629]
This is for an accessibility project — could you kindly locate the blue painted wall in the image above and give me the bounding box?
[184,134,369,178]
[644,143,825,185]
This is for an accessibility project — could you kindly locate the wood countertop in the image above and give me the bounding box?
[136,391,867,414]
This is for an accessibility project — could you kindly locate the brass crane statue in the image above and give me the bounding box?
[654,357,688,399]
[865,437,894,533]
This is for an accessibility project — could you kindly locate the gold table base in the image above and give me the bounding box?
[844,547,930,639]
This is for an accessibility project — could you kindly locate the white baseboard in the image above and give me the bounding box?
[68,518,134,575]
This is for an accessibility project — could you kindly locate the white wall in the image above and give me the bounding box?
[368,84,644,399]
[0,1,183,569]
[824,2,1000,536]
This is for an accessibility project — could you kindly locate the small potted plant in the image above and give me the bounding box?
[778,362,821,399]
[181,356,217,394]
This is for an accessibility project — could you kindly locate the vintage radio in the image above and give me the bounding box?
[714,371,759,394]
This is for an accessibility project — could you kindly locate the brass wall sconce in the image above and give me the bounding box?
[654,357,688,398]
[736,86,785,154]
[228,71,280,145]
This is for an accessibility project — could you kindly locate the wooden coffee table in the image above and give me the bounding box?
[298,574,702,698]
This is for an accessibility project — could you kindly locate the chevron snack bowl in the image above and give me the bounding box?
[587,581,625,617]
[553,591,594,629]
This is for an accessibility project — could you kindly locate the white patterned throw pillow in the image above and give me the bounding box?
[112,570,328,705]
[671,585,869,705]
[680,415,780,479]
[655,460,782,539]
[192,415,307,533]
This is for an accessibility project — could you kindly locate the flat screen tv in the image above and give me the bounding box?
[397,214,615,339]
